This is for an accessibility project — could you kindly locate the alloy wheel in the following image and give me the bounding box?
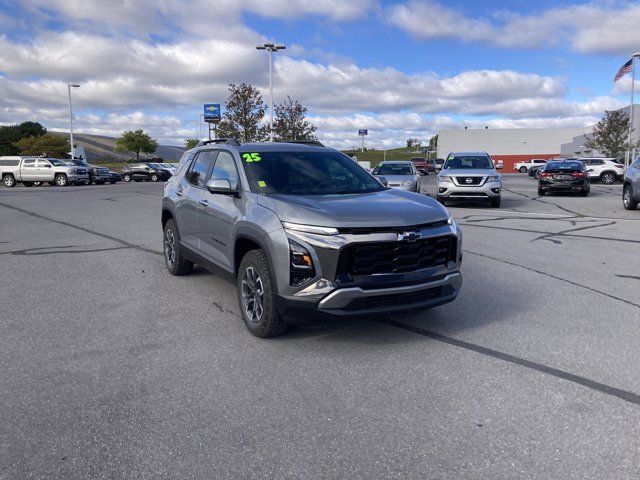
[164,228,176,267]
[241,266,264,324]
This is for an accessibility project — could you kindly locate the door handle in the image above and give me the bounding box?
[199,199,208,206]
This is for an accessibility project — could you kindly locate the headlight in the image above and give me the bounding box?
[438,176,453,183]
[289,239,316,286]
[487,175,501,182]
[282,222,339,236]
[447,216,454,225]
[401,180,414,186]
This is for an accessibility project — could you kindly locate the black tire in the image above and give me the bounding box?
[85,178,92,185]
[580,188,589,197]
[110,180,116,184]
[237,249,287,338]
[23,181,34,187]
[122,173,132,182]
[538,188,545,196]
[601,172,616,184]
[54,174,68,187]
[3,174,16,188]
[519,166,528,173]
[623,184,638,210]
[96,181,105,185]
[33,181,42,186]
[490,197,501,208]
[48,181,56,186]
[436,195,446,206]
[150,174,159,182]
[163,219,193,276]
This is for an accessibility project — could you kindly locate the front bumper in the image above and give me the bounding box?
[68,174,89,182]
[388,183,417,191]
[275,271,461,320]
[437,180,501,199]
[92,173,111,182]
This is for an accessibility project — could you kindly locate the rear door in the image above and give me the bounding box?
[590,159,604,177]
[175,150,216,251]
[197,150,242,272]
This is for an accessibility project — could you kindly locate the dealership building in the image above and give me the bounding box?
[437,105,640,171]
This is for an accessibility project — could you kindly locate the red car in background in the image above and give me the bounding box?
[410,157,434,175]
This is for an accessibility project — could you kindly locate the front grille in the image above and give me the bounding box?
[456,176,483,185]
[344,286,443,311]
[75,168,87,174]
[341,234,455,276]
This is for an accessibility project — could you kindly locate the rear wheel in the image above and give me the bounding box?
[122,173,131,182]
[580,188,589,197]
[623,184,638,210]
[54,174,68,187]
[519,166,527,173]
[163,219,193,276]
[538,188,545,196]
[150,173,159,182]
[237,249,287,338]
[601,172,616,184]
[3,175,16,188]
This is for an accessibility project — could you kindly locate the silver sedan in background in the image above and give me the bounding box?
[372,160,420,192]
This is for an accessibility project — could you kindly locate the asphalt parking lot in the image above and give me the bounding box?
[2,175,639,479]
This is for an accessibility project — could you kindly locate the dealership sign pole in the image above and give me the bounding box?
[358,129,368,152]
[630,53,640,165]
[203,104,221,140]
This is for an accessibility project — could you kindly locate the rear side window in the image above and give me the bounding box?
[187,150,216,187]
[0,159,20,167]
[23,159,36,168]
[591,160,604,165]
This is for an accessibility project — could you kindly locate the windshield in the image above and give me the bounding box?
[374,164,413,176]
[444,155,493,169]
[241,150,385,195]
[49,159,69,166]
[544,161,583,172]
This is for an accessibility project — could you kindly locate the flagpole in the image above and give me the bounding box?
[630,53,640,166]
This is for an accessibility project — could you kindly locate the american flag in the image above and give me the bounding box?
[614,58,633,82]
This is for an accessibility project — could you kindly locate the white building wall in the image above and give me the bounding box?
[438,127,589,157]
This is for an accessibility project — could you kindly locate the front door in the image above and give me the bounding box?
[35,159,54,182]
[198,150,242,272]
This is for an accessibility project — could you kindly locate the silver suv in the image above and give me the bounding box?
[623,157,640,210]
[436,152,502,208]
[162,139,463,337]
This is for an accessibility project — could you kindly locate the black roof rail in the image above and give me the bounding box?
[283,140,325,147]
[197,138,241,147]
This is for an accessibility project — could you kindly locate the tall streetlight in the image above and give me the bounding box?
[67,83,80,159]
[256,42,286,142]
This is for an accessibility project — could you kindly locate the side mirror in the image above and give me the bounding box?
[378,176,389,187]
[206,178,239,196]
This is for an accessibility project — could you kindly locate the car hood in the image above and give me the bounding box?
[257,189,448,227]
[375,174,416,183]
[440,168,498,177]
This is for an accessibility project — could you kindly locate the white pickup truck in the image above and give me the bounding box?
[0,156,89,187]
[514,158,547,173]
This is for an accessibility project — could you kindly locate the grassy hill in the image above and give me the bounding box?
[342,147,430,167]
[49,131,184,163]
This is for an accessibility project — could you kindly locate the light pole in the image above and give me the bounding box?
[256,42,286,142]
[67,83,80,159]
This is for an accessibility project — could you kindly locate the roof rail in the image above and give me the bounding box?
[197,138,241,147]
[283,140,325,147]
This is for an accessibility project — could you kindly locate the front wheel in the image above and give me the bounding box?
[122,173,131,182]
[55,174,68,186]
[163,219,193,276]
[519,166,528,173]
[150,173,159,182]
[237,249,287,338]
[490,197,501,208]
[623,185,638,210]
[601,172,616,184]
[436,195,446,206]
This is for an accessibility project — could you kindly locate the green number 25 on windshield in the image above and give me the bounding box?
[242,153,262,163]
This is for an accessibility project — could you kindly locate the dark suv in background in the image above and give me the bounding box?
[161,139,463,338]
[67,159,111,185]
[122,162,172,182]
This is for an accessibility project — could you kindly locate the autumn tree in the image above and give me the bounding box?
[115,129,158,161]
[217,83,267,142]
[14,134,69,157]
[273,96,317,142]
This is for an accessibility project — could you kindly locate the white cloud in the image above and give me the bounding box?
[387,1,640,54]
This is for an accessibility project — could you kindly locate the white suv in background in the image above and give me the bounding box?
[577,158,625,184]
[514,158,547,173]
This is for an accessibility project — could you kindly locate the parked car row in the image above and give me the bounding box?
[519,157,625,184]
[0,156,179,187]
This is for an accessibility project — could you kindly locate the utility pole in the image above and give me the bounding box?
[256,42,286,142]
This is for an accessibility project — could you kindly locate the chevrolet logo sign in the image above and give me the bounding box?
[398,231,421,242]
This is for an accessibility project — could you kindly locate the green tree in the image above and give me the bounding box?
[217,83,267,142]
[115,129,158,161]
[0,121,47,155]
[14,134,69,157]
[184,138,199,150]
[273,95,317,142]
[406,138,419,148]
[584,110,632,157]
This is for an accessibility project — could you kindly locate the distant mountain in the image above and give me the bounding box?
[50,131,185,162]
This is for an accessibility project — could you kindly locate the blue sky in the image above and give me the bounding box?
[0,0,638,148]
